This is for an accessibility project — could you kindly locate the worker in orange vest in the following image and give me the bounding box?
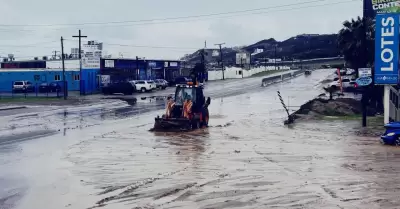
[182,97,193,119]
[165,96,175,118]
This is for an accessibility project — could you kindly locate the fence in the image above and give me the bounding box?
[389,86,400,121]
[260,68,309,87]
[0,81,67,99]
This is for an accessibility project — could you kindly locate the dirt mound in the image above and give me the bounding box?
[294,98,374,117]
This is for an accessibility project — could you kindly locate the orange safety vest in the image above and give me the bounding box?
[166,100,175,118]
[183,100,193,119]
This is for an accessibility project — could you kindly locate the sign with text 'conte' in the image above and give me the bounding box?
[364,0,400,18]
[374,13,399,85]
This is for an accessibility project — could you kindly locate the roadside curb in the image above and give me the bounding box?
[0,106,27,111]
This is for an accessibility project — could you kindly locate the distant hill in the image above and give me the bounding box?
[181,34,340,66]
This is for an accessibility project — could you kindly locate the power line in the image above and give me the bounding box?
[0,0,358,28]
[0,41,59,48]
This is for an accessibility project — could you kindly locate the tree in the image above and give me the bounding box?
[337,16,383,116]
[337,16,375,71]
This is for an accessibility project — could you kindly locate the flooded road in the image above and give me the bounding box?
[1,69,398,209]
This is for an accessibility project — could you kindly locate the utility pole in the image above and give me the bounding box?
[72,30,87,95]
[274,44,277,71]
[204,40,207,48]
[136,56,139,80]
[215,43,225,80]
[60,37,67,100]
[200,49,206,83]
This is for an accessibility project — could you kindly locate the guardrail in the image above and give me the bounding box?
[261,69,310,87]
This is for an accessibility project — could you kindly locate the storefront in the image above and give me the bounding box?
[100,58,147,82]
[147,60,181,82]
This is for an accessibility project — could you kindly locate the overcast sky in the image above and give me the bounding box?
[0,0,362,60]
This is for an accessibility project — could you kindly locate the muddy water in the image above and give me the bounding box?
[2,69,399,209]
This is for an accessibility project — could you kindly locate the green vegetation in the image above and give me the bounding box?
[337,16,375,70]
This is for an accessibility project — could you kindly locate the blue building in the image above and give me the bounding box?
[0,59,100,94]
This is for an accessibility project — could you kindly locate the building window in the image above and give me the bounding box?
[55,75,61,81]
[34,75,40,81]
[74,74,80,81]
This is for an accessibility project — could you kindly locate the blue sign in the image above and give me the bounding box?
[356,77,373,86]
[375,14,399,85]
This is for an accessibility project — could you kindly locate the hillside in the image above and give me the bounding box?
[181,34,340,65]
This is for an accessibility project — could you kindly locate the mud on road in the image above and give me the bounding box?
[2,69,399,209]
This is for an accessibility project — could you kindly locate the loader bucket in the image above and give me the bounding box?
[150,117,193,132]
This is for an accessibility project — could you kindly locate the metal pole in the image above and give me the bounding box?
[61,37,67,100]
[136,56,139,80]
[362,16,368,127]
[220,45,224,80]
[72,29,87,95]
[274,45,277,71]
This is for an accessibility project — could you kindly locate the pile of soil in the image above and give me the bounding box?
[294,98,375,118]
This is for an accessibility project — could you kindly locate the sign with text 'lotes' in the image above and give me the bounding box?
[374,13,399,85]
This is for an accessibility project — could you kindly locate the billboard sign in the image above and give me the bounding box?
[364,0,400,18]
[236,53,250,64]
[374,13,399,85]
[358,68,372,77]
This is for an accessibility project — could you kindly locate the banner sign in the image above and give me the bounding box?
[358,68,372,78]
[82,57,100,69]
[374,13,399,85]
[364,0,400,18]
[356,77,373,86]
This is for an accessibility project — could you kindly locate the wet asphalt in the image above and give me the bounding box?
[1,69,399,209]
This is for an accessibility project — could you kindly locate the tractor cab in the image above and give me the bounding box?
[170,82,208,118]
[152,81,211,131]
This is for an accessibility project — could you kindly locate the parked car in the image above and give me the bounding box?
[13,81,35,93]
[128,80,137,89]
[174,77,192,86]
[134,80,155,93]
[102,81,135,95]
[147,80,157,90]
[39,82,62,93]
[381,122,400,145]
[328,77,355,90]
[154,79,168,89]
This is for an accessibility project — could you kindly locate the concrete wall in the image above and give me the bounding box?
[207,66,291,81]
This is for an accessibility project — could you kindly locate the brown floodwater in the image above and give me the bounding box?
[2,70,398,209]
